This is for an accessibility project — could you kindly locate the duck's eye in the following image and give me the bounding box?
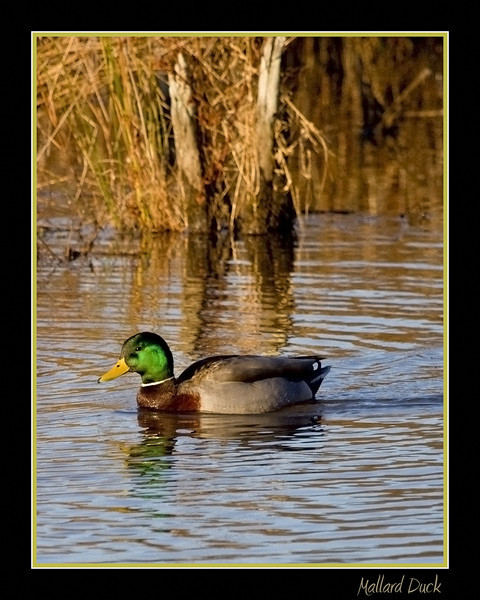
[135,346,142,351]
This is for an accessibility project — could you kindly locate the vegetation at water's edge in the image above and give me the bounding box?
[36,35,444,235]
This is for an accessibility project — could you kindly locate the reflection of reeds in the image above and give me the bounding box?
[36,36,330,233]
[124,230,296,357]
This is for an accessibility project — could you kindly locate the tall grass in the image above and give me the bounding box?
[37,37,181,230]
[36,35,443,233]
[36,36,329,233]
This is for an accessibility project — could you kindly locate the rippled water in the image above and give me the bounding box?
[35,212,445,566]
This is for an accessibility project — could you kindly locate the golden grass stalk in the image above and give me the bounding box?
[36,36,329,233]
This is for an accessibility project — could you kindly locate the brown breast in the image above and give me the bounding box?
[136,380,201,412]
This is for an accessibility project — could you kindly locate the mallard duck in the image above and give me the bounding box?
[98,332,330,414]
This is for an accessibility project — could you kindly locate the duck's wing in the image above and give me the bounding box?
[177,355,326,385]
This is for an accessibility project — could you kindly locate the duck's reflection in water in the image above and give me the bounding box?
[122,404,325,479]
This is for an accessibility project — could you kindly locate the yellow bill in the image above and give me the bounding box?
[98,357,130,382]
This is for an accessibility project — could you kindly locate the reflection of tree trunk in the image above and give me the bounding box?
[168,53,207,232]
[179,230,295,357]
[180,231,233,354]
[244,231,295,352]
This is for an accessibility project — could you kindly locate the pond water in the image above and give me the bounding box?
[34,210,445,566]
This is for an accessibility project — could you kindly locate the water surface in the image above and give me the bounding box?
[35,212,444,566]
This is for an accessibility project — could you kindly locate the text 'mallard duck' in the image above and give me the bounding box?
[98,332,330,414]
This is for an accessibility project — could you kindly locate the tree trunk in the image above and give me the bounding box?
[257,37,285,183]
[244,37,291,234]
[168,53,207,231]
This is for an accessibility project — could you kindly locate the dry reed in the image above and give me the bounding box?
[36,36,330,233]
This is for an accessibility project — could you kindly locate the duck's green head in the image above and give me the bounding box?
[98,332,174,385]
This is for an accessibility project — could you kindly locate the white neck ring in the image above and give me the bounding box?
[141,376,174,387]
